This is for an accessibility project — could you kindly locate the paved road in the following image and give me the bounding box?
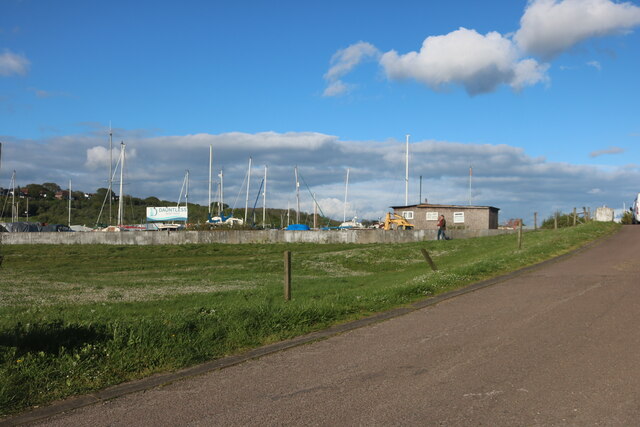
[32,226,640,425]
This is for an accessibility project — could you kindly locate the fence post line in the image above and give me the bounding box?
[573,207,577,226]
[284,250,291,301]
[554,213,558,230]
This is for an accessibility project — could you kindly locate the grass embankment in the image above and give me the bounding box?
[0,222,619,415]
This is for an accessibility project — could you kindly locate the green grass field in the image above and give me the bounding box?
[0,222,619,416]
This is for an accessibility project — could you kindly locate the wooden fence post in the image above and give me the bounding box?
[517,220,523,250]
[534,212,538,231]
[573,207,577,226]
[554,213,558,230]
[284,250,291,301]
[420,248,438,271]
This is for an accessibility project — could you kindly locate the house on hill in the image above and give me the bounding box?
[391,203,500,230]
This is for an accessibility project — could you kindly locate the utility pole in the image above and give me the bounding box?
[469,165,473,206]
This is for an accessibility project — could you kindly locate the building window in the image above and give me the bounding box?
[426,212,438,221]
[453,212,465,223]
[403,211,414,220]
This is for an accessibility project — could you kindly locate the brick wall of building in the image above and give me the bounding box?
[392,204,499,230]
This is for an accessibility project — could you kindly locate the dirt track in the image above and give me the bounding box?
[24,226,640,425]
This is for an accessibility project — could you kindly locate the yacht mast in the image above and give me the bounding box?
[208,145,213,215]
[109,123,113,225]
[10,170,17,222]
[262,165,267,227]
[294,166,300,223]
[219,169,224,216]
[244,157,252,224]
[313,192,317,229]
[117,142,125,226]
[343,168,350,223]
[68,179,71,227]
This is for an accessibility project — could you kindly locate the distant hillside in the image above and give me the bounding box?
[0,183,340,228]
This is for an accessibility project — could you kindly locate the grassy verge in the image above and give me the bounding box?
[0,222,619,415]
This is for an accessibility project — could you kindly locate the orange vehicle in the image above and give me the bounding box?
[383,212,414,230]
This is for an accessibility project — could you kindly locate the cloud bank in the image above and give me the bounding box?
[323,0,640,96]
[1,129,637,223]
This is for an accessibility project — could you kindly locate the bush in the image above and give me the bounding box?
[621,210,634,225]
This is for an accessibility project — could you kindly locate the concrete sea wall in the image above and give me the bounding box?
[1,229,514,245]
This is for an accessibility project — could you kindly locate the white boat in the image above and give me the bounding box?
[339,216,364,229]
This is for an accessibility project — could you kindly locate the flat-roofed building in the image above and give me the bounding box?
[391,204,500,230]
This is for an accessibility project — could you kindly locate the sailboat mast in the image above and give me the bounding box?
[186,170,190,208]
[219,169,224,216]
[343,168,350,223]
[313,192,317,229]
[244,157,252,224]
[405,134,410,206]
[294,166,300,223]
[11,170,17,222]
[109,124,113,225]
[68,179,71,227]
[208,145,212,215]
[117,142,125,226]
[262,165,267,227]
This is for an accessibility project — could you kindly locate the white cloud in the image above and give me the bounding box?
[323,41,380,97]
[28,87,72,98]
[515,0,640,59]
[323,80,349,97]
[86,146,109,170]
[322,0,640,97]
[380,28,548,95]
[589,146,624,157]
[586,60,602,70]
[0,49,29,76]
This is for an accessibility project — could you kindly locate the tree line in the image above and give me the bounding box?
[0,182,339,229]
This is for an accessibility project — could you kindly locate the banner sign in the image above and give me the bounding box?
[146,206,188,222]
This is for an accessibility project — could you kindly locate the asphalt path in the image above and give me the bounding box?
[19,226,640,425]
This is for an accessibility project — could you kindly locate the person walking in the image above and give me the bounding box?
[437,214,447,240]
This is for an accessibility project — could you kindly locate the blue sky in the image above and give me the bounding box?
[1,0,640,224]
